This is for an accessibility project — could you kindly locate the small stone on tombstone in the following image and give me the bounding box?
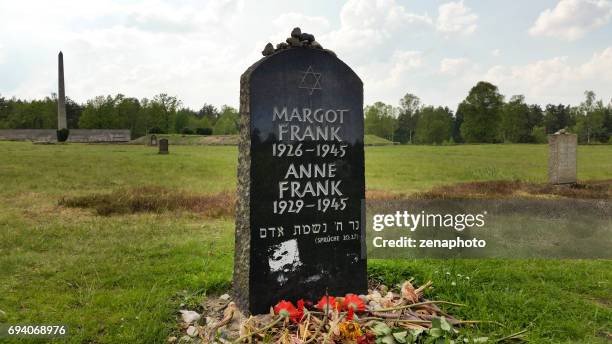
[291,27,301,38]
[548,129,577,184]
[159,138,169,155]
[300,33,315,42]
[262,43,274,56]
[286,36,302,47]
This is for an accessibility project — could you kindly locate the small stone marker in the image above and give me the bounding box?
[548,129,577,184]
[158,138,169,154]
[150,134,158,146]
[234,28,367,314]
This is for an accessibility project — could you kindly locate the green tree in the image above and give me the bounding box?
[174,108,193,133]
[458,81,504,143]
[116,96,142,137]
[213,105,239,134]
[394,93,421,143]
[79,95,117,129]
[605,99,612,141]
[7,96,56,129]
[189,115,212,131]
[527,104,544,130]
[531,126,547,143]
[65,97,83,129]
[414,106,453,144]
[543,104,572,134]
[499,95,532,143]
[198,103,219,123]
[572,91,609,143]
[0,95,8,128]
[364,102,397,141]
[451,108,464,143]
[150,94,180,133]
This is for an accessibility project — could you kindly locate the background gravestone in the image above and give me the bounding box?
[548,130,577,184]
[234,29,367,314]
[150,135,158,146]
[158,138,169,154]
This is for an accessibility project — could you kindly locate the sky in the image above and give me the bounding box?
[1,0,611,111]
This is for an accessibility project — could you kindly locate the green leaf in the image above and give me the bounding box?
[411,329,424,338]
[429,328,443,338]
[431,317,442,329]
[439,317,452,332]
[381,335,397,344]
[393,331,408,343]
[372,322,392,336]
[472,337,489,343]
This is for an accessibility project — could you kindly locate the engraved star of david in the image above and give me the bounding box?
[298,66,322,95]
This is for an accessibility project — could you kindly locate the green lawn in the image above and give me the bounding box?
[0,141,610,343]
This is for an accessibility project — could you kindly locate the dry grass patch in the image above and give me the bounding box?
[59,186,236,217]
[366,189,408,200]
[413,179,611,199]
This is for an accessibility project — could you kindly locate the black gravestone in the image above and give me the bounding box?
[234,47,366,314]
[150,134,157,146]
[158,138,168,154]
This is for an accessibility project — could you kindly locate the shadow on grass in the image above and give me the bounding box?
[59,186,236,217]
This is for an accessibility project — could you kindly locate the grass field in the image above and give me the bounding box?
[0,141,610,343]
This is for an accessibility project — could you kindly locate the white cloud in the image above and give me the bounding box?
[578,46,612,79]
[529,0,612,41]
[436,1,478,35]
[322,0,432,59]
[273,13,330,33]
[357,50,422,92]
[339,0,432,29]
[491,49,501,57]
[484,47,612,104]
[388,51,423,78]
[439,57,471,75]
[0,44,4,64]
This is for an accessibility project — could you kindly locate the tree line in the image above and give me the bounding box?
[0,93,239,139]
[1,80,611,143]
[366,81,612,144]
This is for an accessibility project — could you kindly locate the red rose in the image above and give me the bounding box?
[343,294,365,312]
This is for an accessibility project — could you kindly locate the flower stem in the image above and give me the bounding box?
[374,300,465,312]
[304,295,330,344]
[232,316,283,344]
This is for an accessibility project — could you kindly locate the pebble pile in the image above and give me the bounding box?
[262,27,335,57]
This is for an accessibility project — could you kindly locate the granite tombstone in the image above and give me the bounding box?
[234,29,367,314]
[548,129,577,184]
[158,138,169,154]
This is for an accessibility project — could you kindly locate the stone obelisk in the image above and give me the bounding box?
[57,51,67,130]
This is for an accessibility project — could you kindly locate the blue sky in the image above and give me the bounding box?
[1,0,611,110]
